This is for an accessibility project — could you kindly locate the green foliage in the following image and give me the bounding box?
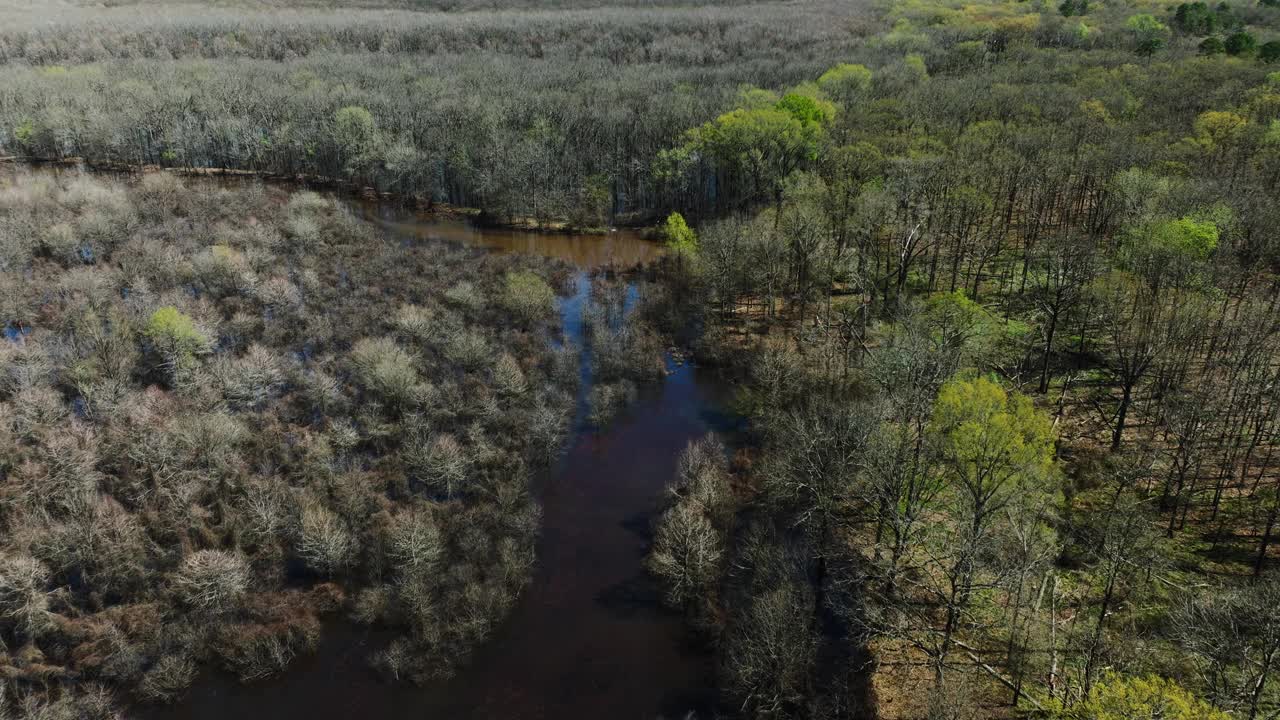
[333,105,380,174]
[904,52,930,82]
[816,63,873,106]
[1121,215,1219,292]
[144,306,211,362]
[1193,110,1250,151]
[1059,0,1089,18]
[661,211,698,256]
[1053,675,1228,719]
[502,270,556,326]
[1173,2,1218,34]
[13,119,36,148]
[680,105,825,205]
[775,93,836,128]
[1126,14,1170,55]
[930,376,1057,507]
[1262,41,1280,63]
[1225,30,1258,56]
[1151,217,1220,260]
[334,105,376,149]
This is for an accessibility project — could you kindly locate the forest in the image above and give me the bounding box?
[3,0,1280,717]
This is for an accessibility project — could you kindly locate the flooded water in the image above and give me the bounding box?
[138,200,738,720]
[361,203,664,268]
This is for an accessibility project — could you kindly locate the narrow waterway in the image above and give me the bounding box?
[139,201,740,719]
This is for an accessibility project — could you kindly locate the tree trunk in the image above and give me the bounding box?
[1111,381,1134,452]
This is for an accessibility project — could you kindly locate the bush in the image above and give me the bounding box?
[143,306,211,378]
[296,498,355,576]
[173,550,251,613]
[1055,675,1227,719]
[1126,14,1170,54]
[349,337,421,408]
[1199,36,1226,54]
[1224,30,1258,55]
[1059,0,1089,17]
[587,380,638,427]
[1261,40,1280,63]
[0,554,52,640]
[138,655,198,703]
[502,271,556,327]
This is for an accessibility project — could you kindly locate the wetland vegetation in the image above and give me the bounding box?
[3,0,1280,717]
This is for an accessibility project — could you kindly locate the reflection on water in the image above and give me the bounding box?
[134,200,734,720]
[362,205,664,269]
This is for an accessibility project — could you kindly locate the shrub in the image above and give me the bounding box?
[1224,30,1257,56]
[387,510,444,576]
[443,281,485,311]
[349,337,421,408]
[441,327,491,371]
[296,498,355,576]
[393,303,434,341]
[1056,675,1227,719]
[143,306,211,378]
[492,353,527,396]
[0,554,52,640]
[587,380,638,427]
[173,550,251,612]
[1260,40,1280,63]
[138,654,198,703]
[502,270,556,327]
[213,344,286,408]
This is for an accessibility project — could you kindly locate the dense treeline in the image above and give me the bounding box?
[4,0,1280,716]
[0,1,870,226]
[640,0,1280,717]
[0,169,576,716]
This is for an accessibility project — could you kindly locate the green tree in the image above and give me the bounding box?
[1225,31,1258,56]
[1126,14,1170,55]
[143,306,211,380]
[816,63,873,107]
[775,93,835,129]
[333,105,379,176]
[930,376,1057,543]
[683,104,827,209]
[661,211,698,256]
[1261,41,1280,63]
[1174,2,1218,34]
[1122,214,1219,294]
[925,376,1057,684]
[1059,0,1090,17]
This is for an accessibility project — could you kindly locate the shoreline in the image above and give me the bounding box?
[0,155,658,237]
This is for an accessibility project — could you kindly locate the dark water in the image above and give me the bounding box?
[138,212,738,719]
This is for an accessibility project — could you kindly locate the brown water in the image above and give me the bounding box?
[138,205,738,720]
[361,203,664,268]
